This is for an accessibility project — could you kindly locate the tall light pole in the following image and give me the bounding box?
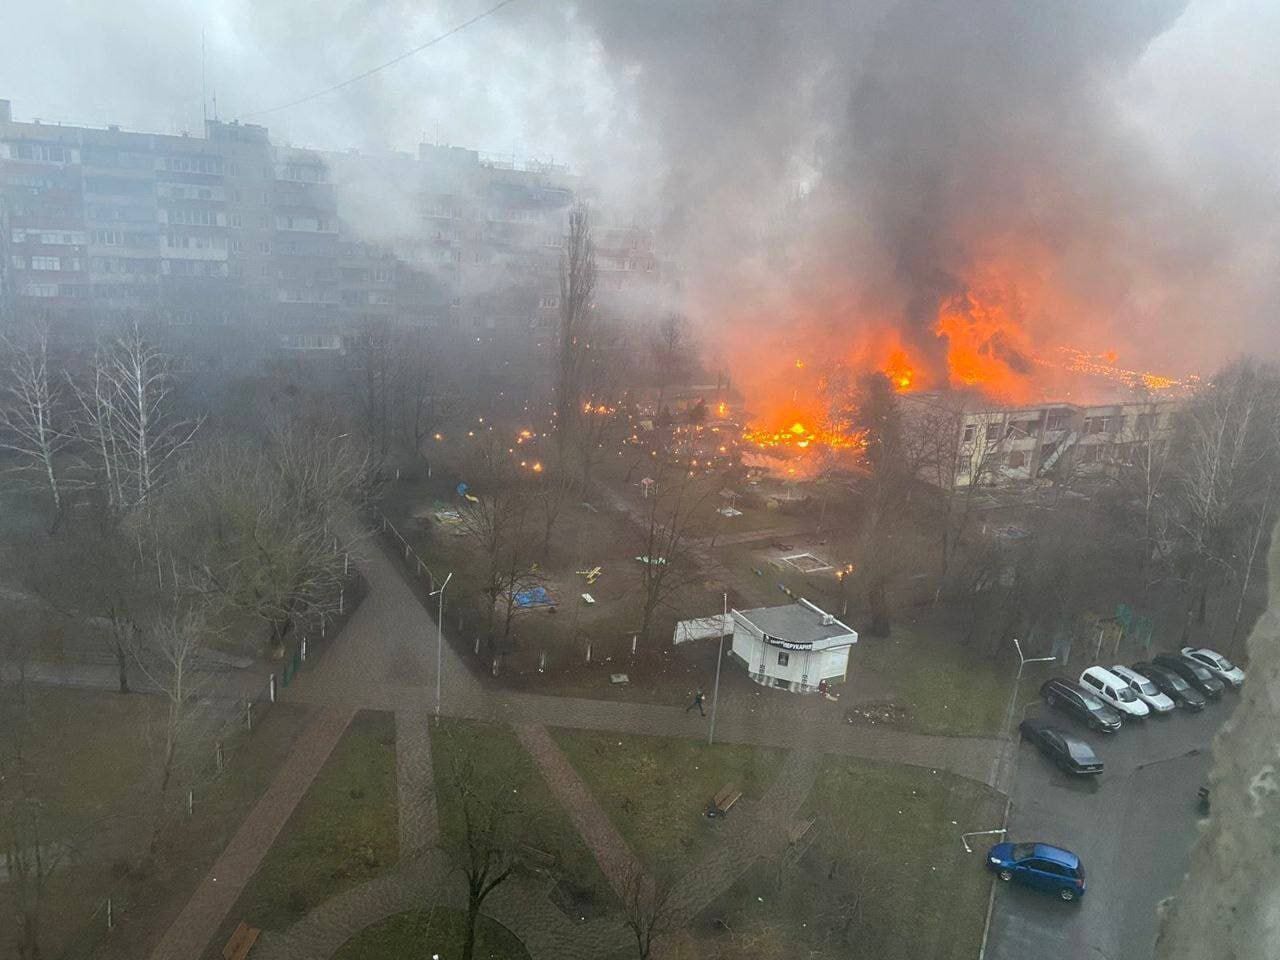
[994,638,1057,788]
[708,592,728,746]
[430,571,453,720]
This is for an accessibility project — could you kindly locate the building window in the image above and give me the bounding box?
[372,267,392,283]
[1085,416,1111,435]
[1007,451,1026,469]
[776,651,790,667]
[962,424,976,443]
[11,255,25,270]
[258,241,271,254]
[31,256,61,271]
[985,423,1001,443]
[230,214,243,228]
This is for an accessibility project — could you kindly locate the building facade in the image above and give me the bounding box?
[730,598,857,693]
[904,392,1183,488]
[0,98,667,352]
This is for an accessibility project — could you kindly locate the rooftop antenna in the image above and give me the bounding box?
[201,29,208,127]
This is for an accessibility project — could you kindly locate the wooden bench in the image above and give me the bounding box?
[223,921,260,960]
[787,816,816,846]
[707,783,743,818]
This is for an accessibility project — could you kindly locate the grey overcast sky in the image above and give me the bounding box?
[3,0,1277,375]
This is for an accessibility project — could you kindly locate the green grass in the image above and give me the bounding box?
[333,906,529,960]
[550,729,786,874]
[853,623,1011,736]
[233,710,399,931]
[432,719,615,912]
[705,756,1003,960]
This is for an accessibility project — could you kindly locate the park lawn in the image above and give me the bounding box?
[230,710,399,932]
[699,756,1003,960]
[333,906,529,960]
[431,719,615,913]
[852,623,1011,737]
[549,729,786,875]
[0,689,310,960]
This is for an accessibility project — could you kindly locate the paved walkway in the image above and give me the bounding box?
[394,706,439,860]
[515,723,643,898]
[154,511,1005,960]
[146,705,354,960]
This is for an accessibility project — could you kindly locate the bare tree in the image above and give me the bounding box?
[650,312,689,412]
[0,320,72,531]
[395,326,446,470]
[620,863,680,960]
[74,320,200,513]
[1169,361,1280,639]
[633,461,715,644]
[555,203,596,468]
[436,741,518,960]
[174,430,359,655]
[348,315,394,468]
[0,620,64,960]
[456,437,536,639]
[129,605,212,857]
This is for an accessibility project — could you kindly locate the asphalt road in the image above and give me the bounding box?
[982,694,1237,960]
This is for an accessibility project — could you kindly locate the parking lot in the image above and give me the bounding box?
[982,694,1236,960]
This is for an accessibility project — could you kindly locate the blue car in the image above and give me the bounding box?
[987,841,1086,902]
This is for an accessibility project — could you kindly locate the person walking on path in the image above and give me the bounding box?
[686,688,706,717]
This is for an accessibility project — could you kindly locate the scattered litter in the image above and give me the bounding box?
[581,593,595,605]
[610,673,629,684]
[634,555,668,565]
[717,506,743,518]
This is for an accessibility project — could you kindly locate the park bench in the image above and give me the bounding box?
[706,783,742,818]
[787,816,816,846]
[223,921,260,960]
[518,843,558,872]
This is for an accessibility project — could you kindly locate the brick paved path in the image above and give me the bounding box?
[155,510,1006,960]
[146,705,354,960]
[515,723,644,898]
[394,707,439,860]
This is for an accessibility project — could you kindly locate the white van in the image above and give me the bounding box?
[1079,666,1150,719]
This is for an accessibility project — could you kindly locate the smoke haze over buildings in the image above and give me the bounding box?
[4,0,1278,387]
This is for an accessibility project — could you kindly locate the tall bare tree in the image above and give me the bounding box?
[129,605,212,857]
[1169,361,1280,639]
[0,321,72,531]
[74,319,200,513]
[555,203,596,467]
[620,863,680,960]
[436,738,518,960]
[633,461,715,644]
[173,427,362,655]
[456,437,536,639]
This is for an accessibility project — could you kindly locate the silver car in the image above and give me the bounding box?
[1110,664,1176,714]
[1181,647,1245,689]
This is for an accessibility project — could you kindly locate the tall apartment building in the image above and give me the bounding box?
[0,98,667,353]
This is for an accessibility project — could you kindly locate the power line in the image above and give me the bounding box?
[241,0,523,120]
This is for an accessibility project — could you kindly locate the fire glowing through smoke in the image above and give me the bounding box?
[735,286,1196,470]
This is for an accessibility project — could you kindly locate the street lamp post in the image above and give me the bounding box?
[430,571,453,720]
[708,593,728,746]
[995,638,1058,788]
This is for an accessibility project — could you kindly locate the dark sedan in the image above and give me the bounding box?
[1152,653,1225,700]
[1133,661,1207,711]
[1019,718,1103,775]
[1040,678,1124,733]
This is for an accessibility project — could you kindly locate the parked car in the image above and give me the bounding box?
[1153,653,1225,699]
[1019,718,1104,775]
[1079,666,1150,719]
[987,841,1087,902]
[1040,678,1124,732]
[1133,661,1207,711]
[1110,665,1176,714]
[1180,647,1246,689]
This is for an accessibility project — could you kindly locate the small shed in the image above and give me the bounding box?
[730,599,856,693]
